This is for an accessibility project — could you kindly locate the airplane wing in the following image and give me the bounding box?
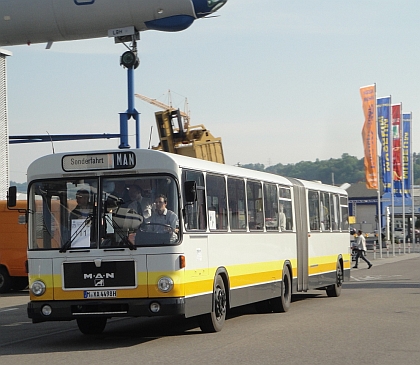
[0,0,227,47]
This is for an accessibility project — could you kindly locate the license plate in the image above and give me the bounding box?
[84,290,117,299]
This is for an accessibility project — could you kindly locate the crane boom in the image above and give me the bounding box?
[135,94,189,121]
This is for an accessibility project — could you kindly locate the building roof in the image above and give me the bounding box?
[347,182,382,199]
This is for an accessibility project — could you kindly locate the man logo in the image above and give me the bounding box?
[84,273,115,279]
[95,279,105,287]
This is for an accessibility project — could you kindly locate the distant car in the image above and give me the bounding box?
[393,228,404,240]
[406,229,420,243]
[382,227,415,243]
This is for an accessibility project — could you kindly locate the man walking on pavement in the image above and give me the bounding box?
[353,229,372,269]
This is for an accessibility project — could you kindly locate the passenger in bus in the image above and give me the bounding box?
[124,185,146,216]
[69,189,92,221]
[111,180,131,204]
[279,203,286,230]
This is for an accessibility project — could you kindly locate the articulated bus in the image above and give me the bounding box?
[9,149,351,335]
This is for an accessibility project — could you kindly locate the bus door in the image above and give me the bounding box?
[290,179,309,292]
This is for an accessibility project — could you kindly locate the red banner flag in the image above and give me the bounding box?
[360,85,378,189]
[392,104,402,181]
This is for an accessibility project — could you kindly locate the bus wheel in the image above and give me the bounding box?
[326,260,343,298]
[76,317,107,335]
[0,267,12,294]
[271,266,291,313]
[198,275,227,332]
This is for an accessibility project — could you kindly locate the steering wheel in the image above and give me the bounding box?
[140,222,175,234]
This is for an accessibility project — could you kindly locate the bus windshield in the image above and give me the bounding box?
[28,175,180,250]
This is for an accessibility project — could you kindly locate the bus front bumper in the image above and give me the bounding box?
[27,297,185,323]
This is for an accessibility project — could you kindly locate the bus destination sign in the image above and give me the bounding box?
[62,152,136,171]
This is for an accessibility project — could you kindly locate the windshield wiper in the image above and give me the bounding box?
[104,213,137,251]
[60,215,92,253]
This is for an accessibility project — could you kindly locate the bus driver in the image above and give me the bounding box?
[146,194,179,235]
[128,194,179,245]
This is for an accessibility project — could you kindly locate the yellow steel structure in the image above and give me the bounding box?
[135,93,224,164]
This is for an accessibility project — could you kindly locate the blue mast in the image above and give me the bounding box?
[119,36,140,149]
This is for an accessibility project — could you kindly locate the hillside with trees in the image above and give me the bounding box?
[242,153,420,186]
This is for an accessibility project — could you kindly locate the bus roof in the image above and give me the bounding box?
[27,149,347,196]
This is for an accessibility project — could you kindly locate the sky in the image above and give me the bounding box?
[2,0,420,183]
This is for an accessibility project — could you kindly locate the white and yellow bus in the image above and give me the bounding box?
[10,149,351,334]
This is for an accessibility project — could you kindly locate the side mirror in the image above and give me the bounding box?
[184,181,197,203]
[7,186,17,208]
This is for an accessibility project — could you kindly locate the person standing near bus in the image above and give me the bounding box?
[353,230,372,269]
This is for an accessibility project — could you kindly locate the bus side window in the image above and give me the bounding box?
[227,177,246,231]
[183,170,207,231]
[247,181,263,231]
[308,190,320,231]
[264,183,278,231]
[340,196,349,231]
[206,174,227,231]
[320,192,331,231]
[331,194,340,231]
[279,187,293,231]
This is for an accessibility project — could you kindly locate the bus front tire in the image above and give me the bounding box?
[0,267,12,294]
[198,275,227,333]
[76,317,107,335]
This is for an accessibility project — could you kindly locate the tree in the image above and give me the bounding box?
[242,153,420,186]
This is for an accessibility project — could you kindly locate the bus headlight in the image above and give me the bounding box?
[31,280,46,296]
[157,277,174,293]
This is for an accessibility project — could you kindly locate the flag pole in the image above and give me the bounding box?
[410,113,415,250]
[401,104,405,254]
[377,159,383,257]
[391,101,395,256]
[375,85,383,257]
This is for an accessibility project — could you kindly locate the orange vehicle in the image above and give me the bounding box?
[0,200,28,293]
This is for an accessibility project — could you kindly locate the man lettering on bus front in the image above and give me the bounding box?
[353,230,372,269]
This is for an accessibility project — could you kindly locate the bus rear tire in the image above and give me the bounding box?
[76,317,107,335]
[198,275,227,332]
[271,266,292,313]
[326,260,343,297]
[0,267,12,293]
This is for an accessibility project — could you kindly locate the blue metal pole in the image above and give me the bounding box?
[135,113,140,148]
[127,67,135,113]
[119,112,130,149]
[119,65,139,149]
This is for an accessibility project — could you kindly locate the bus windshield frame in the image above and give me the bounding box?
[28,174,180,250]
